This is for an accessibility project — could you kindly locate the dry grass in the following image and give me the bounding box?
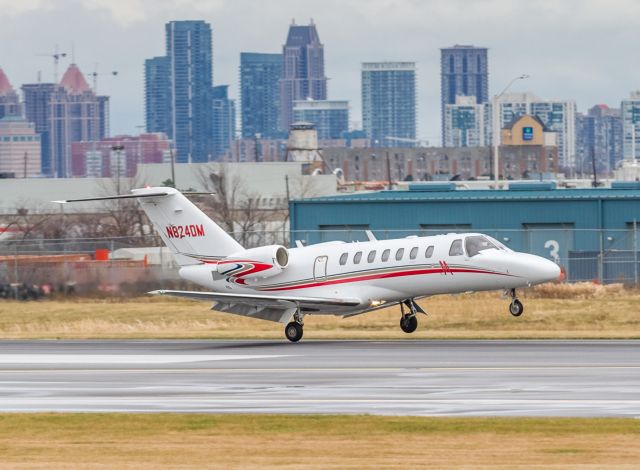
[528,281,628,299]
[0,283,639,339]
[0,414,638,469]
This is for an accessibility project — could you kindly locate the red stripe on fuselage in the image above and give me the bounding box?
[259,267,513,292]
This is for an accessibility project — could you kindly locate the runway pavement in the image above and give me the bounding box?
[0,339,638,417]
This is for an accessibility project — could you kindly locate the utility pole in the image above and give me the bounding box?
[386,151,392,190]
[634,219,638,286]
[23,152,27,178]
[492,74,530,187]
[284,174,290,203]
[591,145,598,187]
[169,143,176,187]
[111,144,125,194]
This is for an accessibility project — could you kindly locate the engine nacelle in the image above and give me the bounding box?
[216,245,289,283]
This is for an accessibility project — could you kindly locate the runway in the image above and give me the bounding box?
[0,340,638,417]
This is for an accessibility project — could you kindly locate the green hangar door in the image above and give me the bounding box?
[523,223,574,266]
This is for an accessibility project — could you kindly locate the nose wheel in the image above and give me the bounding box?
[508,289,524,317]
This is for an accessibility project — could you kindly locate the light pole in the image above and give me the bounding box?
[492,74,529,187]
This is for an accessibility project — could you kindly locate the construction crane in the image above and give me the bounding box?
[88,66,118,93]
[385,136,430,147]
[35,45,67,82]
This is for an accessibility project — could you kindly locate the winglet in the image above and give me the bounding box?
[365,230,377,241]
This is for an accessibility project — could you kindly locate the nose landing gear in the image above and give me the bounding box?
[508,289,524,317]
[399,299,425,333]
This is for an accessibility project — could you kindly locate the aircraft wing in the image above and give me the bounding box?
[149,289,363,323]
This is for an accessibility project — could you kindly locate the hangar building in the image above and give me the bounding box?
[290,181,640,283]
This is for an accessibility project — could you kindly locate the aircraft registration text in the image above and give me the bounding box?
[166,224,205,239]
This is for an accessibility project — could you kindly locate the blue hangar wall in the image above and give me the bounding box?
[289,182,640,283]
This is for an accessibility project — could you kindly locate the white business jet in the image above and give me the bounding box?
[55,187,561,342]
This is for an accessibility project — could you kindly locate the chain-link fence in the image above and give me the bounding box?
[1,228,639,296]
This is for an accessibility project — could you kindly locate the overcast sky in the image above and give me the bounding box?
[1,0,638,144]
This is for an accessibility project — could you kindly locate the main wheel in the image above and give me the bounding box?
[400,315,418,333]
[509,299,524,317]
[285,322,304,342]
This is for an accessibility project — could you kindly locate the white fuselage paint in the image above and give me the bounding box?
[179,232,561,315]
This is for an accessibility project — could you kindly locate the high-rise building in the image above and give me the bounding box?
[0,116,42,177]
[144,56,171,134]
[496,92,576,169]
[240,52,282,139]
[212,85,235,160]
[167,20,214,163]
[0,69,20,119]
[443,95,490,147]
[361,62,416,147]
[280,21,327,131]
[440,45,489,145]
[576,105,622,174]
[293,99,348,140]
[22,64,109,178]
[22,83,58,176]
[145,21,214,163]
[621,91,640,162]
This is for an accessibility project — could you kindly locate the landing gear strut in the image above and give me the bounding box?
[399,299,425,334]
[285,308,305,342]
[508,288,524,317]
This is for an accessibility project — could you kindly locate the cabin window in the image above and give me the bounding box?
[449,239,464,256]
[339,253,348,265]
[381,249,390,262]
[410,247,418,260]
[465,235,498,257]
[353,251,363,264]
[395,248,404,261]
[367,250,376,263]
[425,246,434,258]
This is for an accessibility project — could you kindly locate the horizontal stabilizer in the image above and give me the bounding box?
[52,192,170,204]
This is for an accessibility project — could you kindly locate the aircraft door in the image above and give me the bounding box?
[313,256,328,281]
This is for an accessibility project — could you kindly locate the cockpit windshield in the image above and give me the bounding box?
[465,235,499,257]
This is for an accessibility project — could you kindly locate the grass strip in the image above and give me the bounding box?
[0,414,638,469]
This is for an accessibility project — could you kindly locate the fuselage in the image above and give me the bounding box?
[179,232,560,314]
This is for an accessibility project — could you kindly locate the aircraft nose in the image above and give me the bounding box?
[536,257,561,283]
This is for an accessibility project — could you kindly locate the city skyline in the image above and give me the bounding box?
[1,0,638,145]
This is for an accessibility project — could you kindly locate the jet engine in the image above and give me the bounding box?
[216,245,289,283]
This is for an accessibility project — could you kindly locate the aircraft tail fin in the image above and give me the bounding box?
[54,187,243,266]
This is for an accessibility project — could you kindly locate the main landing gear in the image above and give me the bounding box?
[400,298,425,334]
[285,308,305,342]
[508,288,524,317]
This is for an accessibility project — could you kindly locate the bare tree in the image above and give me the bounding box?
[195,164,281,247]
